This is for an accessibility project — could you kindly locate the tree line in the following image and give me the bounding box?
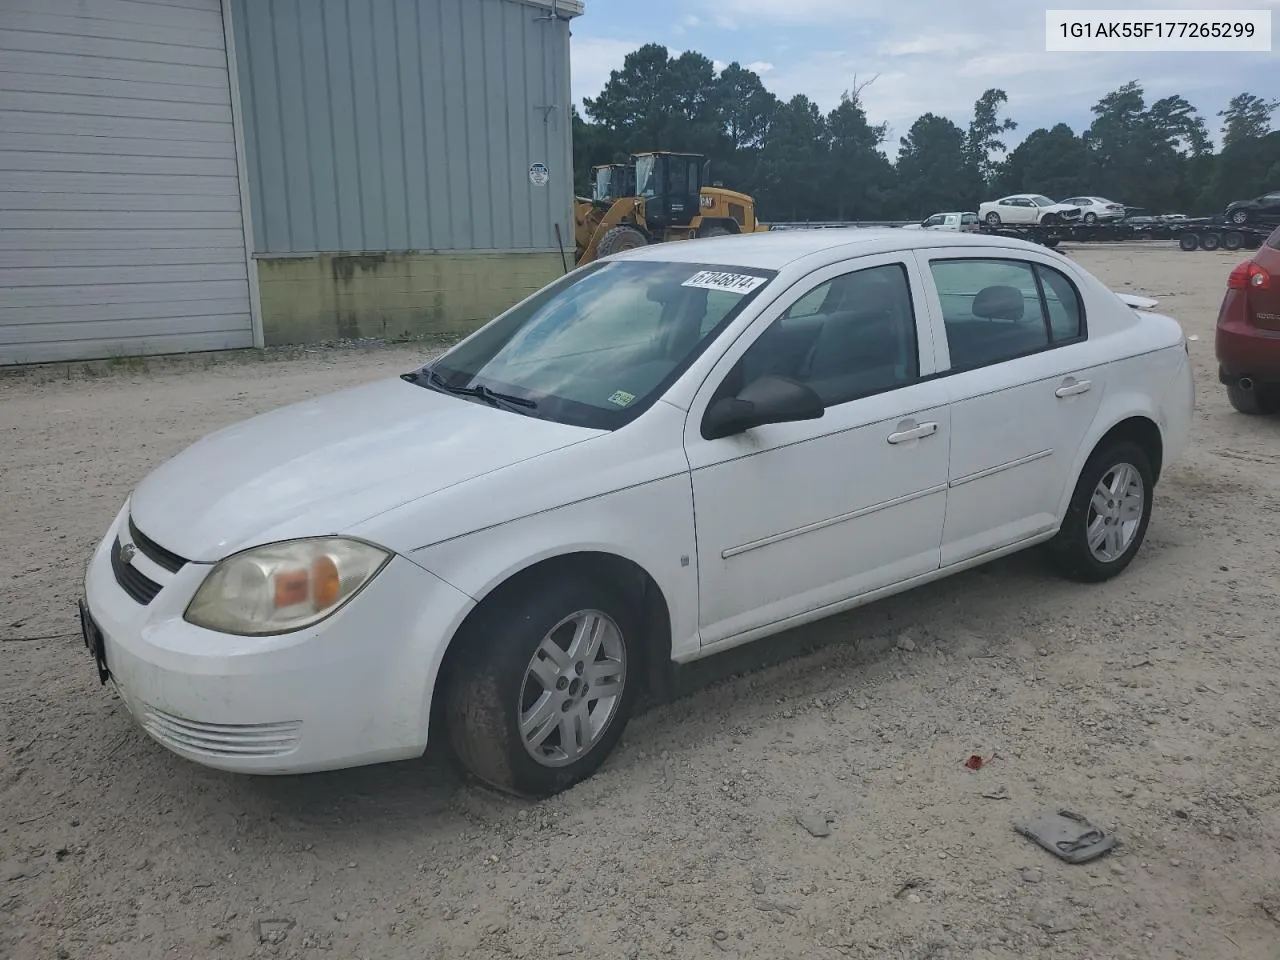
[572,43,1280,223]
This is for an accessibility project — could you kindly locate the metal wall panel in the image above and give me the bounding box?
[232,0,575,254]
[0,0,255,365]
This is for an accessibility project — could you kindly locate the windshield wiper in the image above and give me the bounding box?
[415,368,537,410]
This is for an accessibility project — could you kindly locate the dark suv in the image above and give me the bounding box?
[1216,224,1280,414]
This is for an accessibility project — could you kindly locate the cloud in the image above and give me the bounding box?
[746,60,775,73]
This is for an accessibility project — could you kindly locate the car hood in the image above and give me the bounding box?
[128,378,600,562]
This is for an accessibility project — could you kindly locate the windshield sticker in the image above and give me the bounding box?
[607,390,636,407]
[681,271,767,294]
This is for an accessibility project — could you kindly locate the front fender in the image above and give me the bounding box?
[405,473,701,663]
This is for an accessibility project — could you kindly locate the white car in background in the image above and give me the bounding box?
[980,194,1083,226]
[1061,196,1127,225]
[912,211,980,232]
[80,230,1194,799]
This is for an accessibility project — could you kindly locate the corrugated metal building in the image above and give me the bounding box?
[0,0,583,366]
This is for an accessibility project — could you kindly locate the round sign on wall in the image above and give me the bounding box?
[529,162,550,187]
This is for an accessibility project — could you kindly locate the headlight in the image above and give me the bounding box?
[185,538,391,636]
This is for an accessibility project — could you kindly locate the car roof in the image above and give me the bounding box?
[609,228,1053,271]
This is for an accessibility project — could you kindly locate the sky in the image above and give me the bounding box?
[568,0,1280,151]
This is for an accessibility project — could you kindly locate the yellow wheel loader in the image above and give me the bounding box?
[573,152,769,267]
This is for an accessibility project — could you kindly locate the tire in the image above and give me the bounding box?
[985,212,1001,226]
[1227,383,1280,415]
[1178,233,1198,251]
[699,224,733,238]
[1229,208,1250,225]
[444,574,641,798]
[1083,212,1098,225]
[1041,213,1059,225]
[1047,440,1154,583]
[595,225,648,258]
[1200,232,1221,251]
[1223,231,1244,251]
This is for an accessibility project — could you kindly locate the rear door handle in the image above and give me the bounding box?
[1055,379,1092,398]
[887,421,938,444]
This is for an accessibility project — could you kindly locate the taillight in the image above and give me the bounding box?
[1227,261,1271,290]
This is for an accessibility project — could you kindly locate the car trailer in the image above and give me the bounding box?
[977,220,1272,252]
[1170,222,1270,252]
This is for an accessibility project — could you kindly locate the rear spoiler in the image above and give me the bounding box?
[1116,293,1159,311]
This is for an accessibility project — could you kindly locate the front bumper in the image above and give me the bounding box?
[82,507,475,774]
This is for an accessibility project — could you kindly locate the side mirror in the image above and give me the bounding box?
[701,375,825,440]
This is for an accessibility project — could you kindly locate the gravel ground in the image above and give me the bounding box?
[3,243,1279,960]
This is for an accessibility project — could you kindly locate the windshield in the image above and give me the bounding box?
[635,155,657,199]
[418,259,777,430]
[1030,195,1055,207]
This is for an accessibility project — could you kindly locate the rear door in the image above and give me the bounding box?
[916,250,1107,565]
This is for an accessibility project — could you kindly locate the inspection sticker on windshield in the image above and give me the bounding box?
[681,271,767,294]
[607,390,636,407]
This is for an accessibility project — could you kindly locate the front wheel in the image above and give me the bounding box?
[1047,441,1154,583]
[595,224,648,258]
[985,212,1001,226]
[444,575,639,798]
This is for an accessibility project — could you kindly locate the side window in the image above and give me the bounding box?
[724,263,920,409]
[930,258,1049,370]
[1035,263,1085,342]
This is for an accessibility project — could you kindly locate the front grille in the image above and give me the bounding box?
[141,708,301,759]
[128,517,187,573]
[111,538,162,604]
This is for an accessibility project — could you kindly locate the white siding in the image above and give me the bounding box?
[0,0,254,365]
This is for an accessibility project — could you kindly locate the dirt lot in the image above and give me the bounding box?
[3,243,1280,960]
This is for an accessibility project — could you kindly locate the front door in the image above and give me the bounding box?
[684,255,952,646]
[917,252,1108,565]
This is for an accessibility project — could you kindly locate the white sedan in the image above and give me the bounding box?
[80,231,1195,798]
[980,194,1083,226]
[1060,196,1127,224]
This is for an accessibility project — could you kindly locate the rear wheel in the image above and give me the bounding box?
[1082,212,1098,225]
[1178,233,1199,251]
[444,574,640,798]
[1229,208,1250,225]
[596,225,648,258]
[1223,231,1244,251]
[1047,441,1154,583]
[1200,232,1221,251]
[1227,383,1280,415]
[985,212,1001,226]
[699,224,733,238]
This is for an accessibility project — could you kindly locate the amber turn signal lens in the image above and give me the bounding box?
[312,555,341,609]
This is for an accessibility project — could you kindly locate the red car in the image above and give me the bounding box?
[1216,225,1280,414]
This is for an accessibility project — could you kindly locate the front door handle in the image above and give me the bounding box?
[1055,378,1092,398]
[887,421,938,444]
